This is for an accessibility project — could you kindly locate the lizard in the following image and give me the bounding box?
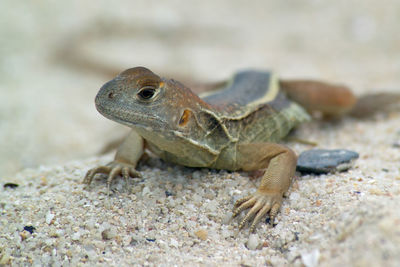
[83,66,390,232]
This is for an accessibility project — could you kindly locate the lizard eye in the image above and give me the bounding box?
[137,86,156,100]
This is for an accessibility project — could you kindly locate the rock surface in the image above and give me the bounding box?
[297,149,359,174]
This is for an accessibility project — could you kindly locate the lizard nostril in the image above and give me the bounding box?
[108,92,115,99]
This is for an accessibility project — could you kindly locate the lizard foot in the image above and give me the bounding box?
[233,190,283,232]
[83,161,142,191]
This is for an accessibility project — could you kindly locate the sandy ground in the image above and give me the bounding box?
[1,0,400,266]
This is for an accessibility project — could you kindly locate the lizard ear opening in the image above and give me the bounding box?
[178,109,192,127]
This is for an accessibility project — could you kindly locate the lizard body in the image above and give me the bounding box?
[84,67,357,232]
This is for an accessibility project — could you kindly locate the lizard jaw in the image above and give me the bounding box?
[95,97,167,131]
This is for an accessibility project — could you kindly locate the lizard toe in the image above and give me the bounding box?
[121,167,130,183]
[233,197,256,217]
[233,190,283,231]
[128,168,142,178]
[238,201,264,230]
[268,203,281,226]
[234,195,252,208]
[249,203,272,232]
[83,161,141,192]
[83,166,111,185]
[107,166,123,192]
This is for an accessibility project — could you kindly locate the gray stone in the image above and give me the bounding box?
[296,149,359,174]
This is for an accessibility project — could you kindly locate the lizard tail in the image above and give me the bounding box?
[349,92,400,118]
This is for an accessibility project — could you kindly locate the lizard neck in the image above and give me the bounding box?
[166,78,214,112]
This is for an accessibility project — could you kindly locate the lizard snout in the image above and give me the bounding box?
[95,80,121,115]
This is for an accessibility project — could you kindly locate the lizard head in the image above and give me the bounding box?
[95,67,211,137]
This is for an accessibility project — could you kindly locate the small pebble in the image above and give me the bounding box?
[40,176,48,186]
[192,194,202,203]
[301,249,320,267]
[222,212,233,225]
[297,149,359,174]
[19,230,31,241]
[142,186,151,196]
[102,228,117,240]
[0,252,11,265]
[165,190,174,197]
[170,238,179,248]
[289,192,300,201]
[23,225,36,234]
[246,234,260,250]
[3,183,19,189]
[205,200,218,212]
[221,229,231,239]
[195,229,208,241]
[71,232,81,241]
[175,183,183,191]
[46,211,55,225]
[129,238,138,246]
[49,230,59,238]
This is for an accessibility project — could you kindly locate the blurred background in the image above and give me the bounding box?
[1,0,399,178]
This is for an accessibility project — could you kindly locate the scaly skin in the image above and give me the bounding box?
[84,67,356,232]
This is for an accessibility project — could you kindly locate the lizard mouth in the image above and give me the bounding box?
[95,99,167,131]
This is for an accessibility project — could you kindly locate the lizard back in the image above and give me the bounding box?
[200,70,310,143]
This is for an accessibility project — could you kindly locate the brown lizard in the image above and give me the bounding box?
[83,67,397,232]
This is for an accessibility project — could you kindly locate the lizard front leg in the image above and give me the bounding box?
[233,143,296,232]
[83,130,144,190]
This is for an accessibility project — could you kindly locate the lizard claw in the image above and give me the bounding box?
[233,190,283,232]
[83,161,142,191]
